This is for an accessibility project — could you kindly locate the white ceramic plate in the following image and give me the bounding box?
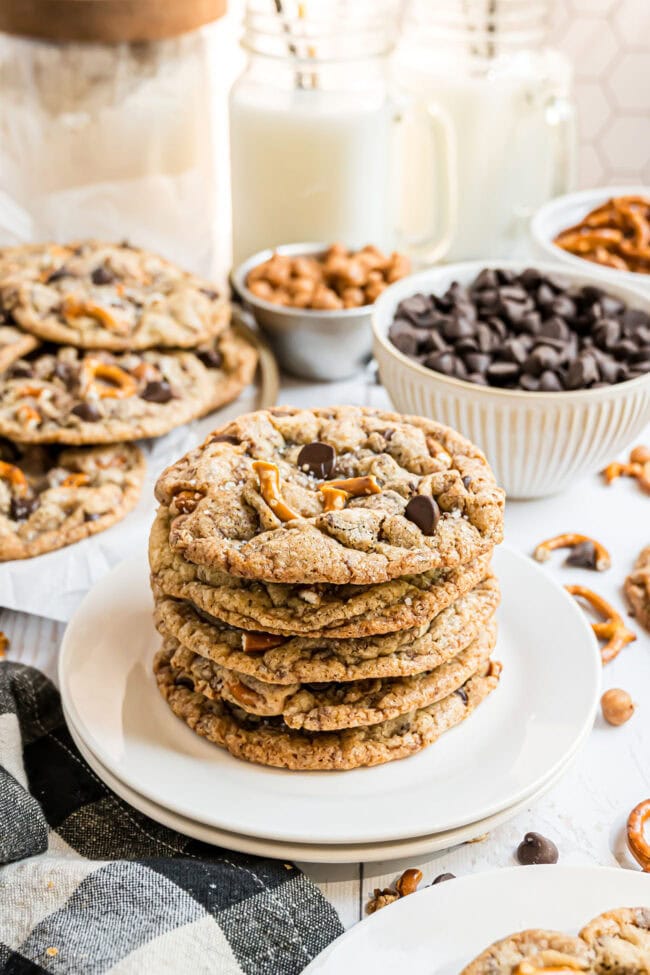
[303,865,650,973]
[59,545,600,845]
[62,700,588,864]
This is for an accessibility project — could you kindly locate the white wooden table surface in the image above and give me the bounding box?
[2,372,649,932]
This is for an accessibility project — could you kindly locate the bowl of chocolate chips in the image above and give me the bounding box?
[373,261,650,498]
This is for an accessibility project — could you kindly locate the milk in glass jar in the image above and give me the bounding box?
[393,0,576,262]
[229,0,454,265]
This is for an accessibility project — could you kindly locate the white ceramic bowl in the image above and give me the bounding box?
[372,260,650,499]
[530,185,650,293]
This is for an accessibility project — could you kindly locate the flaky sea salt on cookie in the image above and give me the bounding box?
[0,439,144,560]
[153,576,500,685]
[0,327,257,445]
[155,406,504,585]
[0,240,230,351]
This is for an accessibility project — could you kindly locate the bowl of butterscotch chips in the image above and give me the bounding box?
[232,242,411,381]
[531,186,650,291]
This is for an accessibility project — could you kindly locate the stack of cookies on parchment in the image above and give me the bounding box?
[0,240,258,560]
[150,406,505,771]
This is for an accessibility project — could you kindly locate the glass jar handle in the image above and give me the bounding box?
[395,102,458,264]
[544,94,577,197]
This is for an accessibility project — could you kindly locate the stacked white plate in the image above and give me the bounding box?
[59,546,601,863]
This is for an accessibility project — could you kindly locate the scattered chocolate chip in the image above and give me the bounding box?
[140,380,174,403]
[297,442,336,479]
[211,433,241,445]
[91,266,115,286]
[565,540,598,569]
[196,347,223,369]
[516,831,558,865]
[10,495,39,521]
[71,402,101,422]
[404,495,440,535]
[432,873,456,884]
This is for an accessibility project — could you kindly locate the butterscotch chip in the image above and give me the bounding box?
[0,440,144,560]
[153,639,500,770]
[154,406,504,585]
[0,240,230,350]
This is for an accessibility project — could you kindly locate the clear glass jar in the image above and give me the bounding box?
[0,6,224,277]
[229,0,454,266]
[393,0,576,262]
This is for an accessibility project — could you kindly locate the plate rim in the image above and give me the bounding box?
[59,544,601,844]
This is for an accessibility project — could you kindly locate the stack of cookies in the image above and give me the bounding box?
[0,241,258,560]
[150,406,505,771]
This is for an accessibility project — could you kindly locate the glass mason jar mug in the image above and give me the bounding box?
[393,0,577,262]
[229,0,456,266]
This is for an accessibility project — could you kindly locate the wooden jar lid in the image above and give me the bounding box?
[0,0,227,43]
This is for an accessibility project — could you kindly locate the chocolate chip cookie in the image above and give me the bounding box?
[166,623,496,731]
[461,930,595,974]
[150,508,494,637]
[154,639,500,770]
[580,907,650,972]
[153,576,500,684]
[0,324,39,372]
[0,240,230,351]
[154,406,504,585]
[624,546,650,633]
[0,327,258,444]
[0,439,144,560]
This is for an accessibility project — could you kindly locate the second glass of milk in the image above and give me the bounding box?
[229,0,454,266]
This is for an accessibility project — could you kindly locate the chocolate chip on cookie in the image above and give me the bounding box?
[404,495,440,536]
[297,441,336,478]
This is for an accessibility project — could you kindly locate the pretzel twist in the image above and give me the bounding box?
[83,360,138,399]
[554,195,650,273]
[565,584,636,664]
[62,296,130,335]
[0,460,28,497]
[534,533,611,571]
[627,798,650,872]
[252,461,300,522]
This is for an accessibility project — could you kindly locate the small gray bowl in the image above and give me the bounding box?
[231,242,374,381]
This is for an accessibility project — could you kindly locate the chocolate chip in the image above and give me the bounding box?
[140,380,174,403]
[297,442,336,479]
[84,511,102,522]
[539,370,563,392]
[211,433,240,445]
[389,321,421,357]
[519,373,540,391]
[466,372,489,385]
[486,361,520,384]
[473,268,499,290]
[71,402,101,422]
[464,352,491,374]
[432,873,456,884]
[398,294,431,322]
[54,362,77,389]
[91,266,115,285]
[565,540,598,569]
[8,363,33,379]
[46,266,72,284]
[196,347,223,369]
[423,351,456,376]
[566,355,599,389]
[404,495,440,535]
[200,287,220,301]
[454,687,468,704]
[10,495,39,521]
[516,831,558,865]
[443,316,475,340]
[462,475,472,489]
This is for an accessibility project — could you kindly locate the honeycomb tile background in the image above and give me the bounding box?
[549,0,650,187]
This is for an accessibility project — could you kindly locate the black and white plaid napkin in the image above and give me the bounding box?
[0,661,343,974]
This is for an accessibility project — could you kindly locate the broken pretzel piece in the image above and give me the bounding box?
[602,445,650,493]
[627,798,650,872]
[318,474,381,513]
[83,360,138,400]
[241,632,287,653]
[252,461,300,523]
[0,460,29,497]
[565,584,636,664]
[533,533,611,571]
[62,296,130,336]
[61,472,90,489]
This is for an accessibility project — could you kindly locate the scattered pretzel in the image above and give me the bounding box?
[252,461,300,522]
[62,296,130,335]
[554,195,650,274]
[627,798,650,871]
[366,867,423,914]
[533,533,611,571]
[565,584,636,664]
[0,460,28,497]
[61,472,90,489]
[602,445,650,494]
[83,360,138,399]
[241,632,287,653]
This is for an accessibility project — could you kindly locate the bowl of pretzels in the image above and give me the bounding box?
[531,186,650,290]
